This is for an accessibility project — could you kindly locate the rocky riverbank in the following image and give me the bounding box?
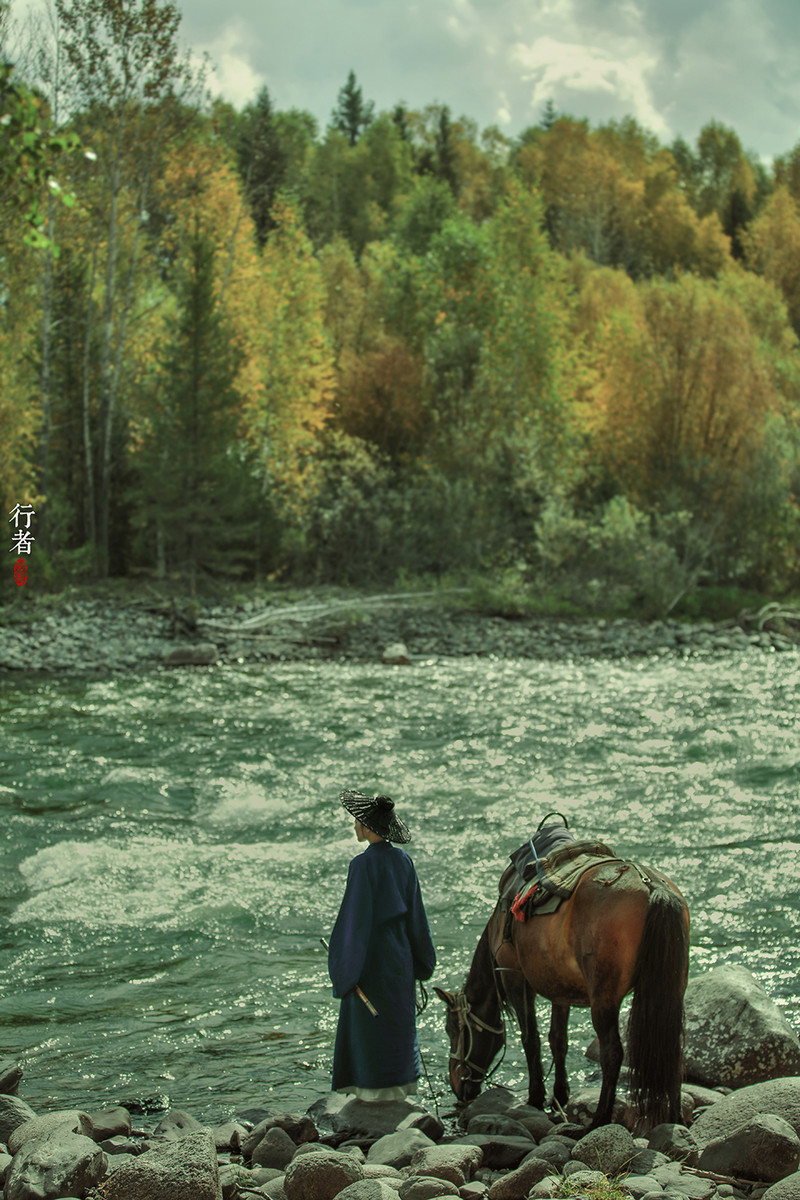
[3,1072,800,1200]
[1,591,798,673]
[2,966,800,1200]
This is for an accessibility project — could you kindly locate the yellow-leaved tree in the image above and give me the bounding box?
[585,272,776,499]
[743,185,800,337]
[516,117,730,279]
[577,265,800,580]
[251,198,335,486]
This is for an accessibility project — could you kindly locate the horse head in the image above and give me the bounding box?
[434,986,505,1105]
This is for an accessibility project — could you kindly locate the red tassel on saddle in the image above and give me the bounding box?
[511,883,538,922]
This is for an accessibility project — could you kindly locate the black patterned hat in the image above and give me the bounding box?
[339,790,411,844]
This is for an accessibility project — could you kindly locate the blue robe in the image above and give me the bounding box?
[328,841,436,1092]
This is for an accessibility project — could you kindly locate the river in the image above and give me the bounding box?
[1,653,798,1124]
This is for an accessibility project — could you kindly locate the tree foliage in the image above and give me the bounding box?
[3,22,800,597]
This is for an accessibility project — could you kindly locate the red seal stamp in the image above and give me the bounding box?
[13,557,27,586]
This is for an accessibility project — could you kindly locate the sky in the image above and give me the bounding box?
[175,0,800,163]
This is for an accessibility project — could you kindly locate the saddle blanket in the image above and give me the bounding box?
[509,840,622,921]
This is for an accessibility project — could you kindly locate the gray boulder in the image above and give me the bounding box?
[486,1156,553,1200]
[261,1177,290,1200]
[220,1162,255,1197]
[504,1105,556,1140]
[529,1181,563,1199]
[451,1135,534,1170]
[458,1185,488,1200]
[273,1112,319,1143]
[397,1111,445,1141]
[684,966,800,1088]
[0,1060,23,1096]
[623,1174,667,1199]
[151,1108,209,1140]
[305,1092,349,1131]
[88,1106,131,1141]
[627,1147,669,1175]
[213,1120,248,1152]
[0,1096,37,1145]
[467,1114,535,1141]
[570,1122,638,1175]
[362,1163,402,1181]
[398,1179,459,1200]
[7,1109,94,1155]
[529,1139,571,1169]
[242,1112,318,1159]
[692,1077,800,1148]
[762,1173,800,1200]
[460,1087,517,1121]
[4,1128,107,1200]
[367,1128,436,1168]
[337,1183,402,1200]
[331,1098,427,1138]
[407,1144,483,1186]
[647,1122,699,1165]
[697,1113,800,1183]
[650,1158,692,1187]
[283,1148,364,1200]
[251,1125,298,1170]
[680,1083,727,1125]
[101,1135,144,1156]
[98,1130,222,1200]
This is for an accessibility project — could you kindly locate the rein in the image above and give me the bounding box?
[449,989,506,1097]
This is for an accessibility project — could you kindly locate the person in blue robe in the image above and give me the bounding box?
[328,790,436,1100]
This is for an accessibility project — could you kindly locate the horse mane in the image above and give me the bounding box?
[465,923,511,1021]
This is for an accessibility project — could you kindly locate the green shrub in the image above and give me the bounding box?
[534,495,698,617]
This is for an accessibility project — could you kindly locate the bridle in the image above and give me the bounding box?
[448,989,506,1101]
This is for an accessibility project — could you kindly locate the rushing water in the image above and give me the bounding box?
[1,653,799,1124]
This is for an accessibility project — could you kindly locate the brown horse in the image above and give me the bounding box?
[435,848,690,1129]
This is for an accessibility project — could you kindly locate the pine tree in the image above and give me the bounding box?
[540,99,557,130]
[236,85,287,246]
[331,70,374,146]
[135,228,254,588]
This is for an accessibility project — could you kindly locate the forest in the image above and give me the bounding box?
[3,0,800,616]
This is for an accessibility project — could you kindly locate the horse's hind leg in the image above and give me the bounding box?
[504,974,545,1109]
[590,1004,624,1128]
[548,1004,570,1111]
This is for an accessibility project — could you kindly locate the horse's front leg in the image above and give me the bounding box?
[589,1004,623,1128]
[504,974,545,1109]
[548,1003,570,1111]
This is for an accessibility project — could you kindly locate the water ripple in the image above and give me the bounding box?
[1,655,798,1120]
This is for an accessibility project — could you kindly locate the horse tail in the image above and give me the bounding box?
[626,878,688,1127]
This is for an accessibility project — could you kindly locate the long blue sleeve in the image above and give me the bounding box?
[328,855,373,998]
[408,873,436,981]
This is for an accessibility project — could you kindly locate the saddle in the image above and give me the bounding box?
[501,815,620,923]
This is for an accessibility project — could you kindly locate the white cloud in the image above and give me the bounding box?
[495,90,512,127]
[194,19,266,109]
[512,33,670,139]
